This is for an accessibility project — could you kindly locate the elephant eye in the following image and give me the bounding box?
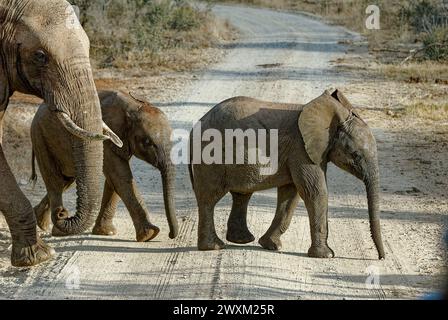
[352,151,363,163]
[143,138,154,147]
[33,50,49,66]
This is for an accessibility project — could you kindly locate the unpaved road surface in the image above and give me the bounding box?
[1,4,447,300]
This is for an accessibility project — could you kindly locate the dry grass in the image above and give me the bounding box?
[111,18,234,71]
[378,62,448,83]
[405,102,448,120]
[71,0,233,70]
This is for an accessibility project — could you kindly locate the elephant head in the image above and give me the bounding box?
[1,0,122,235]
[299,90,385,260]
[101,91,179,239]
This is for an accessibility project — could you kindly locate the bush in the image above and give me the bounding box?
[69,0,211,68]
[400,0,448,33]
[423,27,448,60]
[170,5,201,30]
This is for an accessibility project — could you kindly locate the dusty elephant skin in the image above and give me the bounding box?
[189,90,385,260]
[0,0,120,267]
[31,90,179,242]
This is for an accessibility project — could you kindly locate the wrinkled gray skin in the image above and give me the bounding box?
[189,90,385,260]
[31,90,179,241]
[0,0,120,267]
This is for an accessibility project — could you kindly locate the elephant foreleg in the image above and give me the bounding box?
[48,191,69,237]
[259,184,300,251]
[300,181,334,258]
[103,149,159,242]
[0,145,54,266]
[226,192,255,244]
[35,178,74,234]
[92,180,120,236]
[46,181,75,237]
[34,195,51,232]
[32,136,74,236]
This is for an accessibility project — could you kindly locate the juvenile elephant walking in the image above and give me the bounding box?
[31,90,178,242]
[189,90,385,260]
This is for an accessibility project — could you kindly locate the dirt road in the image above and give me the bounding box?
[1,4,447,300]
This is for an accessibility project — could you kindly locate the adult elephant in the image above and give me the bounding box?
[0,0,122,267]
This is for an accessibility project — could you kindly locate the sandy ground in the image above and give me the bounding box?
[0,4,447,300]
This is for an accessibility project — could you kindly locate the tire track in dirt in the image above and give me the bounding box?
[153,214,196,299]
[11,236,86,299]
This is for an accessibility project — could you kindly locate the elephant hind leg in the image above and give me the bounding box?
[226,192,255,244]
[196,188,227,251]
[259,184,300,251]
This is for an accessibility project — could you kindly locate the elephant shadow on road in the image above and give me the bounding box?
[48,236,374,262]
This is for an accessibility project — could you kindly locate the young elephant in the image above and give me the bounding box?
[189,90,385,260]
[31,90,178,242]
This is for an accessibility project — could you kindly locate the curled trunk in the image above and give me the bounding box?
[51,66,104,235]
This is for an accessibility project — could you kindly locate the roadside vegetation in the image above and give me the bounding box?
[405,102,448,120]
[218,0,448,120]
[218,0,448,60]
[70,0,231,70]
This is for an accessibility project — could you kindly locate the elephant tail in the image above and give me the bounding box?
[30,149,38,189]
[188,130,195,191]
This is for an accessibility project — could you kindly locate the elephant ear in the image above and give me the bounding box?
[298,90,349,164]
[331,89,366,124]
[331,89,352,111]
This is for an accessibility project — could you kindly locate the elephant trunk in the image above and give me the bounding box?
[364,163,385,260]
[51,66,104,235]
[161,162,179,239]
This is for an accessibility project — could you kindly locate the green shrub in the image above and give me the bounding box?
[423,27,448,60]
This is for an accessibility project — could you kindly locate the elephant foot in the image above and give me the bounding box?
[92,221,117,237]
[11,237,55,267]
[226,228,255,244]
[259,235,282,251]
[136,223,160,242]
[198,235,225,251]
[307,244,335,258]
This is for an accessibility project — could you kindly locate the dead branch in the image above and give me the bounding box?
[401,42,448,64]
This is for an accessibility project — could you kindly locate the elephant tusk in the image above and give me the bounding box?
[56,112,111,143]
[102,122,123,148]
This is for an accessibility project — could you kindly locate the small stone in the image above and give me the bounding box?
[386,110,395,117]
